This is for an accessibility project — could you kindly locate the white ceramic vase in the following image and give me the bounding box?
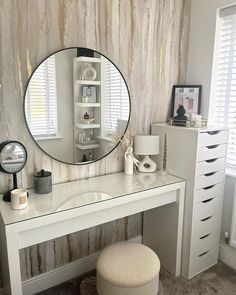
[124,146,134,175]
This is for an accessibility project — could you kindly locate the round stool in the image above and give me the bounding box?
[96,242,160,295]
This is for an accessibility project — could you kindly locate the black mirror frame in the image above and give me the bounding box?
[23,46,131,166]
[0,140,28,174]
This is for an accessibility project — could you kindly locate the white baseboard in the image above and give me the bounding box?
[22,235,142,295]
[219,242,236,271]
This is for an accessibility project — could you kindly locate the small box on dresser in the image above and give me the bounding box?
[151,123,228,279]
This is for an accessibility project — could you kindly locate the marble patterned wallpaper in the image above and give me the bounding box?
[0,0,190,285]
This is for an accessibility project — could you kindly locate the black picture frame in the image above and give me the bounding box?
[171,85,202,117]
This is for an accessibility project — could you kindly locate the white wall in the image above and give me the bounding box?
[187,0,236,252]
[186,0,236,118]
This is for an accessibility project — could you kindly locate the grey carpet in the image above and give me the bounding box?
[37,262,236,295]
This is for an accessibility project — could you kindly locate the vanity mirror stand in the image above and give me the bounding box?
[0,141,27,202]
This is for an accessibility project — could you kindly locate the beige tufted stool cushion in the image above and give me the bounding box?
[96,242,160,295]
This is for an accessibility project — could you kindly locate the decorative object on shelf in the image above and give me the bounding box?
[0,141,27,202]
[82,63,97,81]
[11,188,28,210]
[81,118,95,124]
[34,169,52,194]
[134,135,159,173]
[194,114,202,128]
[88,152,93,161]
[77,47,94,57]
[159,133,169,176]
[173,105,187,126]
[82,86,96,103]
[111,130,139,175]
[82,95,89,103]
[84,112,89,119]
[171,85,202,117]
[82,154,87,162]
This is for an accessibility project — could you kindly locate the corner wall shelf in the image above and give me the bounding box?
[74,57,101,63]
[76,123,101,129]
[76,143,100,150]
[75,80,101,85]
[76,102,101,108]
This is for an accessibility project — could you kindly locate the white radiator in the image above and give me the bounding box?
[230,182,236,248]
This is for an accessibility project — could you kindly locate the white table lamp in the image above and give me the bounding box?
[134,135,159,173]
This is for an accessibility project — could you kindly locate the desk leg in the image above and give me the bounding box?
[6,234,23,295]
[143,183,185,276]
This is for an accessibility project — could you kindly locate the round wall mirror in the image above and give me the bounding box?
[24,47,131,165]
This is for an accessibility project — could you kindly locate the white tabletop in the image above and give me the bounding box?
[0,172,183,225]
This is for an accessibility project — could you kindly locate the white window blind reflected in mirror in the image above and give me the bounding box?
[25,55,58,139]
[105,60,129,134]
[210,5,236,167]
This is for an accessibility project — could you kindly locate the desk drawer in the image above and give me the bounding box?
[196,158,225,176]
[198,130,228,148]
[193,196,223,222]
[194,183,224,203]
[191,231,219,257]
[192,214,221,238]
[189,247,218,278]
[195,170,225,190]
[197,144,227,162]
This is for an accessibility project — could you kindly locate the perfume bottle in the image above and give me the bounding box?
[84,112,89,119]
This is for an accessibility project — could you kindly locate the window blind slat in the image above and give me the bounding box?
[25,56,58,139]
[211,12,236,166]
[105,61,129,134]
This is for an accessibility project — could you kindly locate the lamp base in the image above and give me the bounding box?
[137,155,157,173]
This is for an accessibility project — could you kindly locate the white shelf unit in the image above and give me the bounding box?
[75,80,101,86]
[73,55,104,162]
[152,124,228,279]
[76,102,101,108]
[76,123,101,129]
[76,143,100,150]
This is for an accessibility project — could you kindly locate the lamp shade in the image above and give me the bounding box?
[134,135,159,155]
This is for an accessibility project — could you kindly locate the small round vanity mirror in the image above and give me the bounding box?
[0,141,27,202]
[24,47,131,165]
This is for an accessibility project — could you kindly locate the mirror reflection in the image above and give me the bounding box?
[0,142,27,173]
[24,48,130,164]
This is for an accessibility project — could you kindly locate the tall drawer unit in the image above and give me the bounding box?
[151,124,227,279]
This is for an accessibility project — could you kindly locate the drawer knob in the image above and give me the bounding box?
[202,197,214,203]
[207,131,220,135]
[200,233,211,240]
[203,185,214,190]
[206,145,219,149]
[201,216,212,222]
[204,172,216,177]
[205,158,217,163]
[198,250,210,257]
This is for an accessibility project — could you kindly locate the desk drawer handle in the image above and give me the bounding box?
[206,145,219,149]
[201,216,212,222]
[198,250,210,257]
[203,185,214,190]
[200,233,211,240]
[207,131,220,135]
[204,172,216,177]
[205,158,217,163]
[202,198,214,203]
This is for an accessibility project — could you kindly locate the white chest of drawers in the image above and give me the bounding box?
[152,124,228,279]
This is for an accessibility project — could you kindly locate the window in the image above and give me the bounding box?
[25,55,58,139]
[105,60,129,134]
[210,5,236,167]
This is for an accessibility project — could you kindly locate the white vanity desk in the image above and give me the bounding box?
[0,172,185,295]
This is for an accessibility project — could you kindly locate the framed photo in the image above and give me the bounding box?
[82,86,97,103]
[171,85,202,117]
